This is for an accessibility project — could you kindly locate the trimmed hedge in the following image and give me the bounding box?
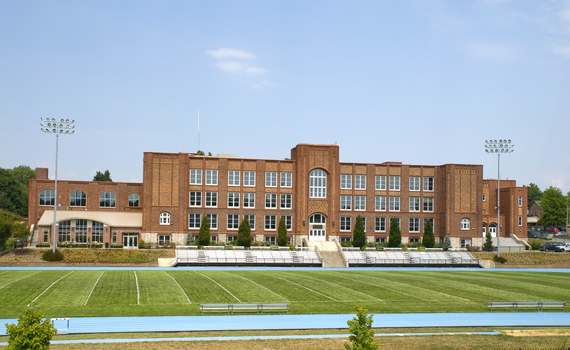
[42,249,64,261]
[59,248,175,263]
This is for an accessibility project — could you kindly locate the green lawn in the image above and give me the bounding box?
[0,269,569,318]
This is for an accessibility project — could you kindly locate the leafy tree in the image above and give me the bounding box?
[352,215,366,248]
[196,150,205,156]
[277,216,287,246]
[422,220,435,248]
[483,231,494,251]
[186,233,195,245]
[197,215,210,246]
[344,305,380,350]
[442,237,452,251]
[525,183,542,207]
[237,217,252,247]
[539,186,566,227]
[5,307,57,350]
[387,218,401,247]
[11,222,30,252]
[0,166,35,217]
[93,170,112,182]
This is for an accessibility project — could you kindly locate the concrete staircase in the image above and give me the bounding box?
[306,240,346,268]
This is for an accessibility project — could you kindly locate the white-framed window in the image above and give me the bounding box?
[91,221,103,243]
[227,235,238,242]
[228,170,240,186]
[280,172,292,187]
[160,212,170,225]
[355,196,366,211]
[340,237,352,242]
[189,191,202,207]
[389,196,400,211]
[43,230,48,243]
[375,237,386,243]
[390,217,401,229]
[409,177,420,191]
[39,189,55,206]
[265,193,277,208]
[341,195,352,210]
[410,238,420,243]
[483,194,486,201]
[265,172,277,187]
[243,171,256,186]
[75,219,87,243]
[309,169,327,198]
[112,231,117,244]
[409,197,420,212]
[423,197,433,212]
[206,169,218,185]
[280,194,292,209]
[518,196,523,206]
[461,218,470,230]
[341,174,352,189]
[99,191,116,208]
[265,215,276,230]
[207,214,217,230]
[70,190,86,207]
[227,214,239,230]
[158,235,171,247]
[483,224,487,235]
[58,220,71,242]
[375,175,386,190]
[243,193,255,208]
[423,177,434,191]
[355,175,366,190]
[409,218,420,232]
[361,217,367,232]
[375,196,386,211]
[210,235,217,243]
[389,176,400,191]
[375,217,386,232]
[265,236,276,244]
[423,218,434,231]
[128,193,139,207]
[281,215,292,230]
[340,216,351,231]
[461,239,471,248]
[190,169,202,185]
[188,213,200,229]
[245,214,255,230]
[205,192,217,207]
[518,216,522,226]
[228,192,240,208]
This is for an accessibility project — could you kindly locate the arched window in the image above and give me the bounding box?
[128,193,139,207]
[309,169,327,198]
[70,190,86,207]
[99,191,116,208]
[309,213,326,224]
[461,218,470,230]
[160,212,170,225]
[482,223,487,236]
[39,189,55,206]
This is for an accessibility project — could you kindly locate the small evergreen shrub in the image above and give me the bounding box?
[341,240,352,247]
[41,249,64,261]
[493,255,508,263]
[35,244,50,248]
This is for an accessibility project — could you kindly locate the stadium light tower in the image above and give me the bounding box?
[485,139,514,258]
[40,118,75,253]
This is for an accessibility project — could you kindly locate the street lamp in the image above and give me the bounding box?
[40,118,75,253]
[485,139,514,258]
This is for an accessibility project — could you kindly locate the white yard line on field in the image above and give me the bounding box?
[28,271,74,306]
[259,273,337,301]
[286,273,383,301]
[194,271,241,303]
[84,271,105,306]
[234,274,289,302]
[165,271,192,304]
[0,272,39,291]
[334,274,428,301]
[134,271,140,305]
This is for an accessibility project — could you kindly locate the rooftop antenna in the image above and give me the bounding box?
[198,109,200,152]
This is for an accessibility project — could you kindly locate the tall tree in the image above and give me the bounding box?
[10,222,30,252]
[237,217,252,247]
[539,186,566,227]
[483,231,494,251]
[388,218,401,247]
[422,220,435,248]
[525,183,542,207]
[277,216,287,246]
[197,215,211,246]
[352,215,366,248]
[0,166,35,217]
[93,170,112,182]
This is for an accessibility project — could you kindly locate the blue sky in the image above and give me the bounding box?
[1,0,569,194]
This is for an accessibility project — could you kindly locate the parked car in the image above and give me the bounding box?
[558,226,567,232]
[527,229,539,239]
[540,242,566,251]
[547,227,561,233]
[539,231,553,240]
[554,243,570,252]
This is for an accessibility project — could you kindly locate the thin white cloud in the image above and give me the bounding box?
[215,61,267,76]
[463,43,517,60]
[553,44,570,57]
[206,48,255,60]
[208,47,268,77]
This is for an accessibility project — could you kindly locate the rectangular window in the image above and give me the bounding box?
[375,237,386,243]
[341,174,352,189]
[245,214,255,230]
[355,196,366,210]
[227,214,239,230]
[206,169,218,185]
[423,177,434,191]
[410,238,420,243]
[423,218,434,231]
[265,236,276,244]
[190,169,202,185]
[188,213,201,229]
[205,192,217,207]
[409,197,420,212]
[389,196,400,211]
[227,235,238,242]
[58,220,71,242]
[340,195,352,210]
[280,172,292,187]
[409,177,420,191]
[75,219,87,243]
[91,222,103,243]
[518,196,523,206]
[280,194,292,209]
[243,193,255,208]
[483,194,486,201]
[355,175,366,190]
[340,216,351,231]
[228,171,240,186]
[265,172,277,187]
[265,193,277,208]
[158,235,171,247]
[409,218,420,232]
[281,215,292,230]
[423,197,434,212]
[189,191,202,207]
[375,217,386,232]
[112,231,117,244]
[243,171,256,186]
[228,192,240,208]
[518,216,522,226]
[461,239,471,248]
[361,217,366,232]
[389,176,400,191]
[375,196,386,211]
[265,215,276,230]
[207,214,217,230]
[210,235,217,243]
[375,175,386,190]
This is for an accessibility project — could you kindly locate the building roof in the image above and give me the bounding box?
[37,210,142,228]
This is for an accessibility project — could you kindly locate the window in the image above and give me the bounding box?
[160,212,170,225]
[375,196,386,211]
[355,175,366,190]
[423,177,434,191]
[375,217,386,232]
[355,196,366,210]
[518,196,523,206]
[483,224,487,235]
[265,215,276,230]
[70,190,86,207]
[244,171,256,186]
[340,237,352,242]
[128,193,139,207]
[340,195,352,210]
[375,175,386,190]
[206,170,218,185]
[189,191,202,207]
[423,197,434,212]
[409,197,420,212]
[245,214,255,230]
[483,194,486,201]
[461,218,470,230]
[210,235,217,243]
[205,192,217,207]
[375,237,386,243]
[91,221,103,243]
[265,193,277,208]
[43,231,48,243]
[190,169,202,185]
[112,231,117,244]
[280,172,292,187]
[228,171,240,186]
[265,172,277,187]
[280,194,292,209]
[158,235,171,247]
[265,236,276,244]
[281,215,292,230]
[409,177,420,191]
[243,193,255,208]
[227,235,238,242]
[309,169,327,198]
[389,176,400,191]
[228,192,240,208]
[207,214,217,229]
[389,196,400,211]
[75,219,87,243]
[99,191,116,208]
[410,238,420,243]
[188,213,201,229]
[423,218,434,231]
[361,217,366,232]
[58,220,71,242]
[341,174,352,189]
[39,189,55,206]
[461,239,471,248]
[340,216,351,231]
[518,216,522,226]
[409,218,420,232]
[227,214,239,230]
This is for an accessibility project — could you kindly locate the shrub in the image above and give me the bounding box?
[442,237,452,251]
[109,244,123,249]
[483,232,494,251]
[527,239,542,250]
[35,244,50,248]
[352,215,366,248]
[388,218,401,247]
[41,249,63,262]
[138,239,152,249]
[277,216,287,247]
[344,305,380,350]
[197,215,211,246]
[493,255,508,263]
[341,240,352,247]
[422,220,435,248]
[5,307,57,350]
[237,217,252,248]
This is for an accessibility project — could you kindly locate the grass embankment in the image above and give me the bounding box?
[0,248,175,264]
[472,251,570,265]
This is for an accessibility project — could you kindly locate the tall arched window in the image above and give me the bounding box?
[309,169,327,198]
[160,212,170,225]
[128,193,139,207]
[461,218,470,230]
[99,191,116,208]
[39,189,55,206]
[70,190,86,207]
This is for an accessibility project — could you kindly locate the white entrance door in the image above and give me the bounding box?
[489,225,497,238]
[308,213,326,241]
[123,233,139,248]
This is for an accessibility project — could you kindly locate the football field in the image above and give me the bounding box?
[0,269,568,318]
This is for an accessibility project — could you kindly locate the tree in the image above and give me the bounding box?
[11,222,30,252]
[237,217,252,247]
[344,305,380,350]
[352,215,366,248]
[186,233,195,246]
[422,220,435,248]
[93,170,112,182]
[277,216,287,246]
[5,307,57,350]
[442,237,452,251]
[197,215,210,246]
[483,231,494,251]
[387,218,401,247]
[539,186,566,227]
[525,183,542,207]
[0,166,35,217]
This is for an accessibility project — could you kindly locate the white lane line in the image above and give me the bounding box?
[234,273,290,302]
[28,271,74,306]
[134,271,140,305]
[84,271,105,306]
[259,273,337,301]
[165,271,192,304]
[334,274,427,301]
[194,271,241,303]
[289,273,383,301]
[0,272,39,291]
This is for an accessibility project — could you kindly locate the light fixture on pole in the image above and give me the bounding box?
[40,118,75,253]
[485,139,514,258]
